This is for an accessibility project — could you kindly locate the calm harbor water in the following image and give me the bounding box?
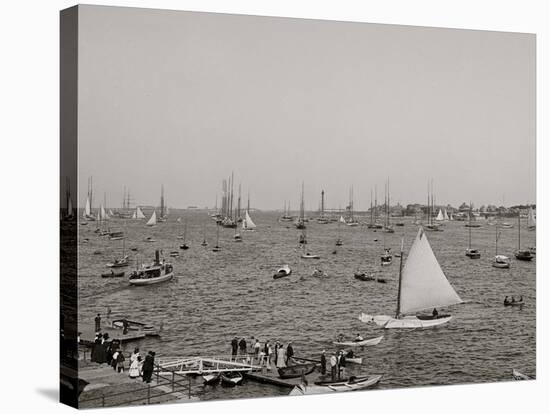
[77,211,536,401]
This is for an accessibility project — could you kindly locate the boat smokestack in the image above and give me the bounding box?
[155,250,160,265]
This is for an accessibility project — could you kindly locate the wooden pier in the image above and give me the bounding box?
[157,355,262,375]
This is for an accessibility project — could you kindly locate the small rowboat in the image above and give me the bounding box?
[101,271,125,278]
[144,237,156,243]
[273,265,292,279]
[290,375,382,395]
[278,362,317,379]
[180,244,189,250]
[332,335,384,347]
[512,369,531,380]
[316,375,382,391]
[376,278,387,284]
[354,273,375,281]
[220,372,243,386]
[504,299,524,307]
[301,253,320,259]
[203,373,221,385]
[106,255,129,268]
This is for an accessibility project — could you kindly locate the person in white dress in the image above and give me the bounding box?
[276,346,286,368]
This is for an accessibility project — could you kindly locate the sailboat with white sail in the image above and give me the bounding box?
[242,194,257,231]
[527,207,536,231]
[360,228,463,328]
[242,210,257,231]
[132,206,146,220]
[82,177,96,221]
[146,210,157,227]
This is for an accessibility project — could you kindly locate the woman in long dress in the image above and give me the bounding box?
[276,346,286,368]
[129,356,143,379]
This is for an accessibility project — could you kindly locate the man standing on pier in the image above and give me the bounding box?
[231,337,238,361]
[320,350,327,375]
[286,342,294,365]
[94,313,101,332]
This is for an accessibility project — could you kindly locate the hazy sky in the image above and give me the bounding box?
[76,5,535,210]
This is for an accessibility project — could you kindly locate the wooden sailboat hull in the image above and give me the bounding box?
[360,313,452,329]
[383,315,452,329]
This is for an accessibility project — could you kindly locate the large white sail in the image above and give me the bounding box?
[132,211,137,219]
[136,206,146,219]
[339,215,346,223]
[399,228,462,314]
[84,196,91,217]
[443,209,449,221]
[435,209,444,221]
[100,205,107,221]
[146,210,157,226]
[527,208,536,229]
[67,197,74,218]
[243,210,257,229]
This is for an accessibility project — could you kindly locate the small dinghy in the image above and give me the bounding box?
[180,244,189,250]
[465,248,481,259]
[273,265,292,279]
[503,296,524,307]
[492,255,511,269]
[290,375,382,395]
[130,247,138,252]
[312,269,326,277]
[144,237,156,243]
[354,272,375,282]
[301,253,320,259]
[106,255,129,268]
[101,270,125,278]
[278,361,317,379]
[201,240,208,247]
[203,373,221,385]
[93,250,102,255]
[169,251,179,258]
[220,371,243,386]
[512,369,531,380]
[335,238,343,247]
[332,335,384,347]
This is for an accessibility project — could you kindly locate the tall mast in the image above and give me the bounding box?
[160,184,165,218]
[468,202,472,249]
[370,188,373,225]
[247,191,250,213]
[321,190,325,217]
[237,183,241,221]
[518,209,521,250]
[395,238,404,318]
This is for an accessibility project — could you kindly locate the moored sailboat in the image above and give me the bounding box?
[514,210,533,261]
[465,203,481,259]
[360,228,463,328]
[146,210,157,227]
[492,221,510,268]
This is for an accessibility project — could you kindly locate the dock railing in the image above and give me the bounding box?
[79,362,192,408]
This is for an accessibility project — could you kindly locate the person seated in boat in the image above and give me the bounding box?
[511,296,516,303]
[354,333,364,342]
[432,308,439,318]
[345,349,354,359]
[504,296,510,305]
[336,333,345,343]
[519,295,524,302]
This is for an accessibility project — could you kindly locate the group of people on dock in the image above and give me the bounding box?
[320,349,350,381]
[230,336,294,369]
